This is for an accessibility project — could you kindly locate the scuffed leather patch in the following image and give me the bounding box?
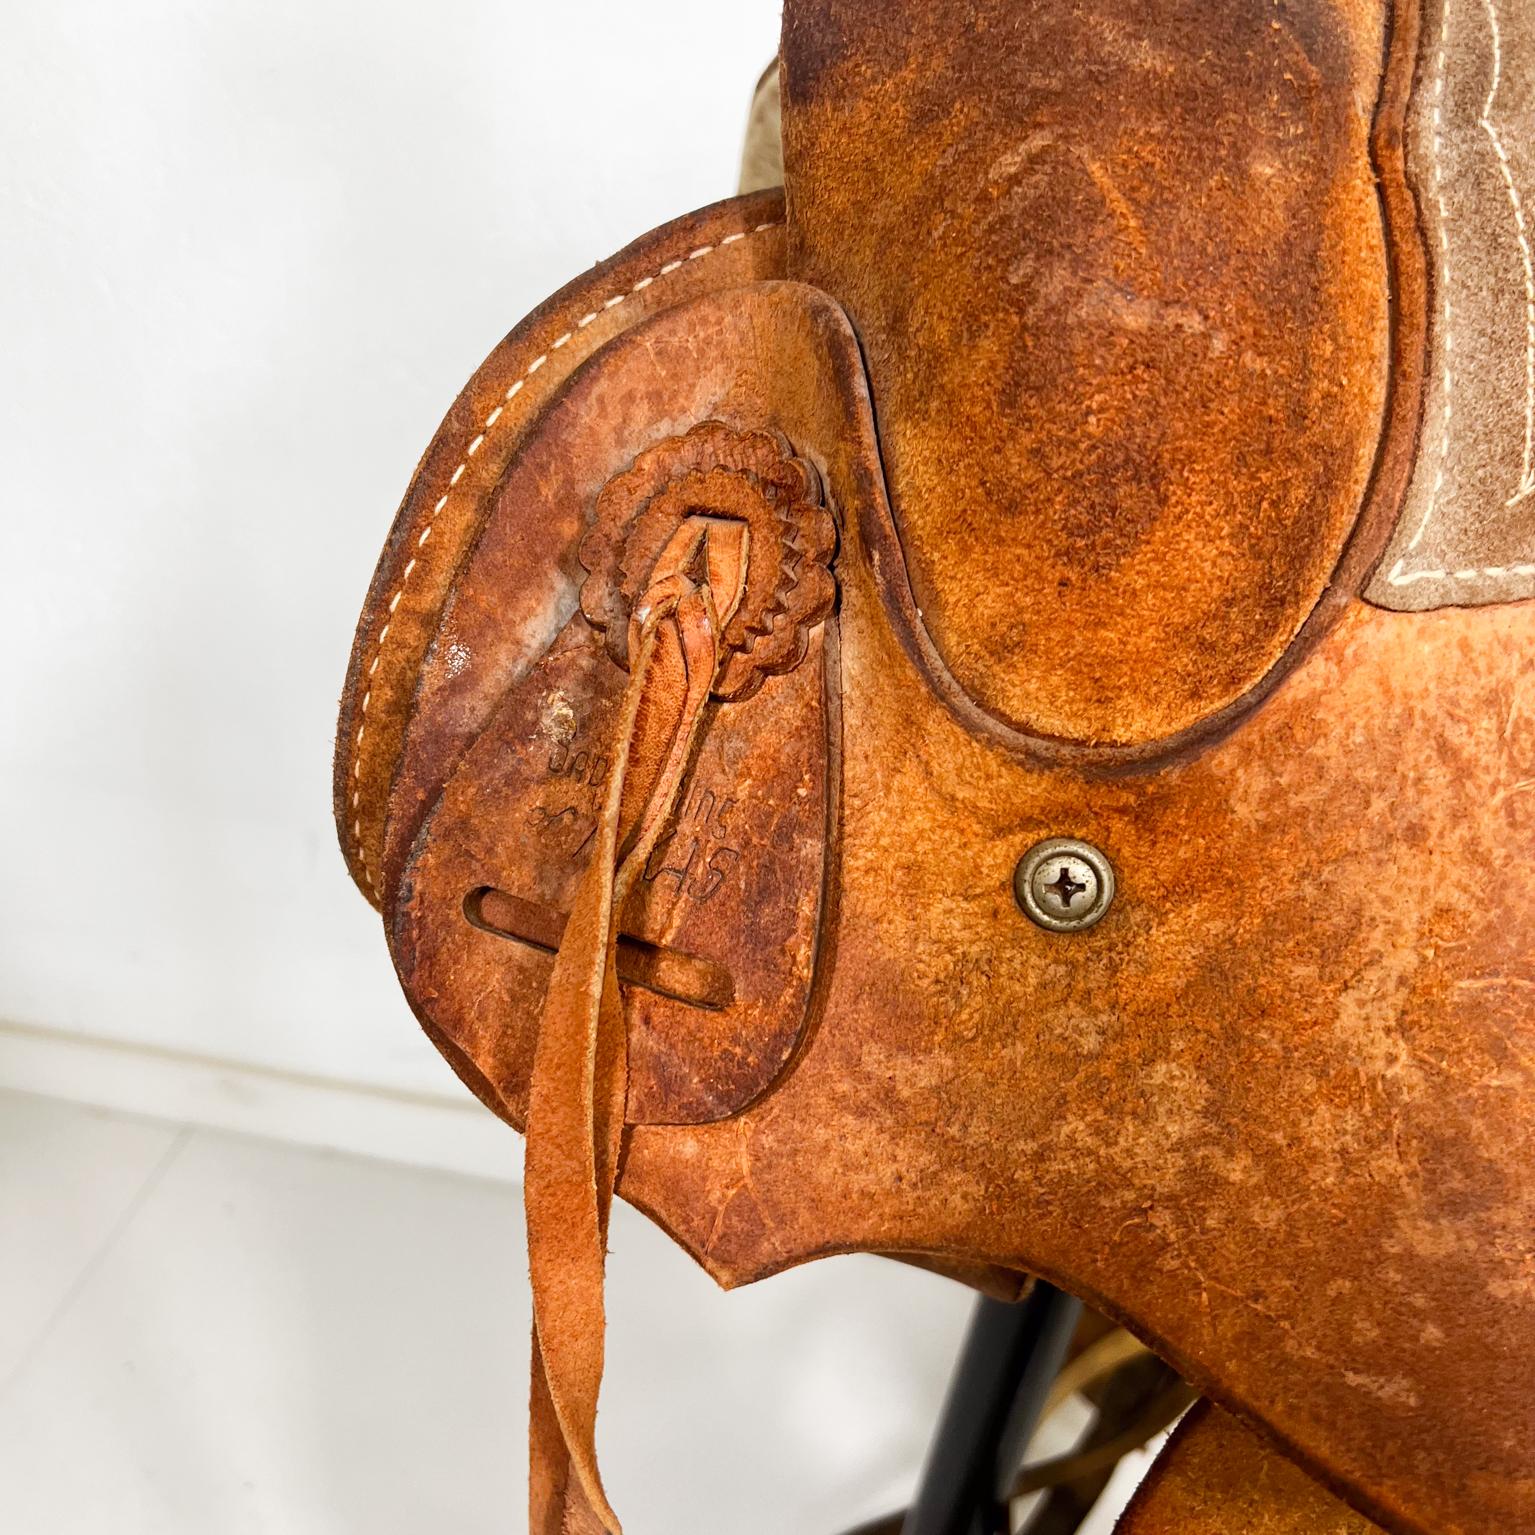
[1369,0,1535,608]
[384,284,866,1129]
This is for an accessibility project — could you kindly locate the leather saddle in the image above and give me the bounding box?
[334,2,1535,1531]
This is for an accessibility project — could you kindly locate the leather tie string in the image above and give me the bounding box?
[524,516,749,1535]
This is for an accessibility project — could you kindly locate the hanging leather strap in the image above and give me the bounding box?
[523,517,749,1535]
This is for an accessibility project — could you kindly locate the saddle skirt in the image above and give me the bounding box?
[334,2,1535,1531]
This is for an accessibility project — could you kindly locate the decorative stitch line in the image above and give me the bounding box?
[347,220,782,895]
[1389,0,1535,587]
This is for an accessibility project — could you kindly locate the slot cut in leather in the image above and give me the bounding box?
[463,887,735,1010]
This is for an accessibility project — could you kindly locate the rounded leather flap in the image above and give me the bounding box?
[782,0,1393,747]
[385,285,877,1126]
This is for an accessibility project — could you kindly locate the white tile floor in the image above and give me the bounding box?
[0,1088,1161,1534]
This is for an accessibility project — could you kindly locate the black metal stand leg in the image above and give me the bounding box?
[899,1285,1083,1535]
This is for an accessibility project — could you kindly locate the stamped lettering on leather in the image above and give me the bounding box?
[643,784,744,905]
[531,713,747,906]
[1370,0,1535,607]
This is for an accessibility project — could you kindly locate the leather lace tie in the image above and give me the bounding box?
[524,515,749,1535]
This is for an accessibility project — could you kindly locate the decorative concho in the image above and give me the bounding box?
[578,421,837,700]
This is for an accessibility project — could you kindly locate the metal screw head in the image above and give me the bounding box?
[1014,838,1115,934]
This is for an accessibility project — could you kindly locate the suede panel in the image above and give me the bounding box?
[1369,0,1535,607]
[783,0,1392,746]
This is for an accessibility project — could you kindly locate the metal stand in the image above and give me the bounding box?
[899,1285,1083,1535]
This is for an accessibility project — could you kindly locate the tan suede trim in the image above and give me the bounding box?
[738,61,783,194]
[1369,0,1535,606]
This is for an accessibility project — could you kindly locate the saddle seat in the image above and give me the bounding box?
[334,3,1535,1531]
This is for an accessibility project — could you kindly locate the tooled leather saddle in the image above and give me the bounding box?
[334,2,1535,1531]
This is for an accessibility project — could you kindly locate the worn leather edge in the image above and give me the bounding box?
[637,1230,1414,1533]
[332,190,787,908]
[1348,0,1432,609]
[1115,1402,1384,1535]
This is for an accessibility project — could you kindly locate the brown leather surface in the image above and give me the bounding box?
[611,343,1535,1535]
[1116,1404,1381,1534]
[1369,0,1535,606]
[391,292,839,1129]
[782,0,1392,748]
[335,3,1535,1533]
[381,275,1535,1535]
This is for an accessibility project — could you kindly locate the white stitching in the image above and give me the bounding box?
[346,217,783,893]
[1390,0,1535,586]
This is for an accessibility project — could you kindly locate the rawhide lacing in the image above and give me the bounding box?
[524,426,832,1535]
[579,420,836,700]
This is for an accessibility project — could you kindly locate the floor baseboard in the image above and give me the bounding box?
[0,1019,521,1184]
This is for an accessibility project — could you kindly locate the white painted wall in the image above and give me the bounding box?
[0,0,782,1103]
